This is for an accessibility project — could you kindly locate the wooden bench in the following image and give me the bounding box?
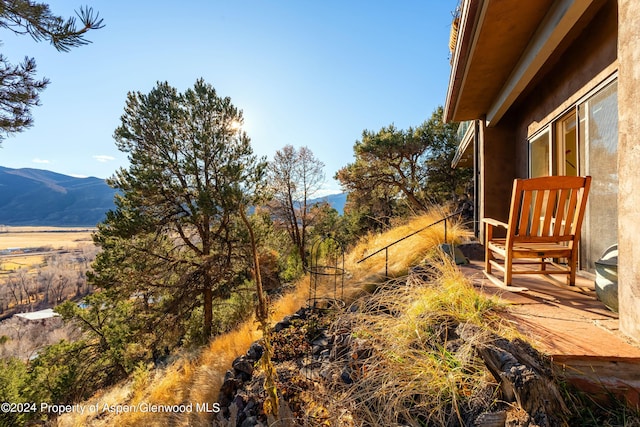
[483,176,591,289]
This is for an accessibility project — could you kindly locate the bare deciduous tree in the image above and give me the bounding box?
[268,145,325,266]
[50,270,71,305]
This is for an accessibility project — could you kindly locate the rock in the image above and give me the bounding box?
[220,370,241,396]
[233,356,254,381]
[457,322,569,426]
[274,318,291,332]
[246,342,264,362]
[240,415,259,427]
[244,400,256,414]
[331,333,352,360]
[341,366,353,384]
[232,394,245,413]
[475,411,507,426]
[311,335,329,348]
[457,242,485,261]
[294,306,309,319]
[319,363,335,380]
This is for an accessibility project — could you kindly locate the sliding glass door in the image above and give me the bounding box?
[578,80,618,272]
[528,79,618,272]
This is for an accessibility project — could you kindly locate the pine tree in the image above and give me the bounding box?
[0,0,103,142]
[93,79,266,341]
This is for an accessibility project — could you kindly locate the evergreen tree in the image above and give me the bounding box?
[336,106,472,215]
[0,0,103,142]
[92,79,266,341]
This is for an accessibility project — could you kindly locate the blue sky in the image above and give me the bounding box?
[0,1,457,195]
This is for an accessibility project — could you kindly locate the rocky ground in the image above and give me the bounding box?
[213,287,573,427]
[216,306,344,426]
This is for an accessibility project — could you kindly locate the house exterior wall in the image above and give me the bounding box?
[451,0,640,342]
[617,0,640,340]
[476,0,617,241]
[476,0,640,342]
[512,1,617,149]
[479,121,516,234]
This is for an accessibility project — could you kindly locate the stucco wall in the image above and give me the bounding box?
[478,121,516,241]
[617,0,640,342]
[478,0,617,240]
[512,0,618,173]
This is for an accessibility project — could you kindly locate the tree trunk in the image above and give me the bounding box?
[240,209,267,321]
[240,207,279,417]
[203,285,213,340]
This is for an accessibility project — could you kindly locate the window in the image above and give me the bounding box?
[556,111,578,176]
[529,130,551,177]
[578,80,618,272]
[527,79,618,272]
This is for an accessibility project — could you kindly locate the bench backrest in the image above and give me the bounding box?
[507,176,591,245]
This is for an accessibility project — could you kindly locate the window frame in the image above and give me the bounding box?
[526,76,618,273]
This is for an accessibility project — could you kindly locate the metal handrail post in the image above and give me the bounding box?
[444,218,447,243]
[385,247,388,277]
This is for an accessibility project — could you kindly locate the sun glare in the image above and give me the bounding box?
[228,119,242,131]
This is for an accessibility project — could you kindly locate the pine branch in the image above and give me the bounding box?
[0,1,104,52]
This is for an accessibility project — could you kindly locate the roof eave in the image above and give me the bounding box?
[444,0,483,124]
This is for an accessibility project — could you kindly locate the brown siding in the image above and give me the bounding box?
[478,120,516,241]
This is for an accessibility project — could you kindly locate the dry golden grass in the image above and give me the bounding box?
[0,227,95,276]
[79,278,312,427]
[344,207,471,299]
[0,255,45,271]
[0,227,94,250]
[321,252,514,426]
[59,209,473,426]
[56,381,134,427]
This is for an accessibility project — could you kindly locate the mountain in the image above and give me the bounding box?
[0,166,348,226]
[315,192,347,214]
[0,166,117,226]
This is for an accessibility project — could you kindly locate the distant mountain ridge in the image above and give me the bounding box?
[316,192,346,214]
[0,166,346,226]
[0,166,117,226]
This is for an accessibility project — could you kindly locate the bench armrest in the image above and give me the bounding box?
[482,218,508,229]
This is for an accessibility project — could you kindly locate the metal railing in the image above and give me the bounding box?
[356,210,463,277]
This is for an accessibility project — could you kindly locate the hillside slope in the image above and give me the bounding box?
[0,166,117,226]
[57,211,473,426]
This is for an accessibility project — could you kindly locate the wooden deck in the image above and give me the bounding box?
[459,258,640,405]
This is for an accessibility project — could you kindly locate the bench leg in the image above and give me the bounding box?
[568,257,577,286]
[504,255,512,286]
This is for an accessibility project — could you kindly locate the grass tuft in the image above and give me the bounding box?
[319,252,512,426]
[344,208,471,297]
